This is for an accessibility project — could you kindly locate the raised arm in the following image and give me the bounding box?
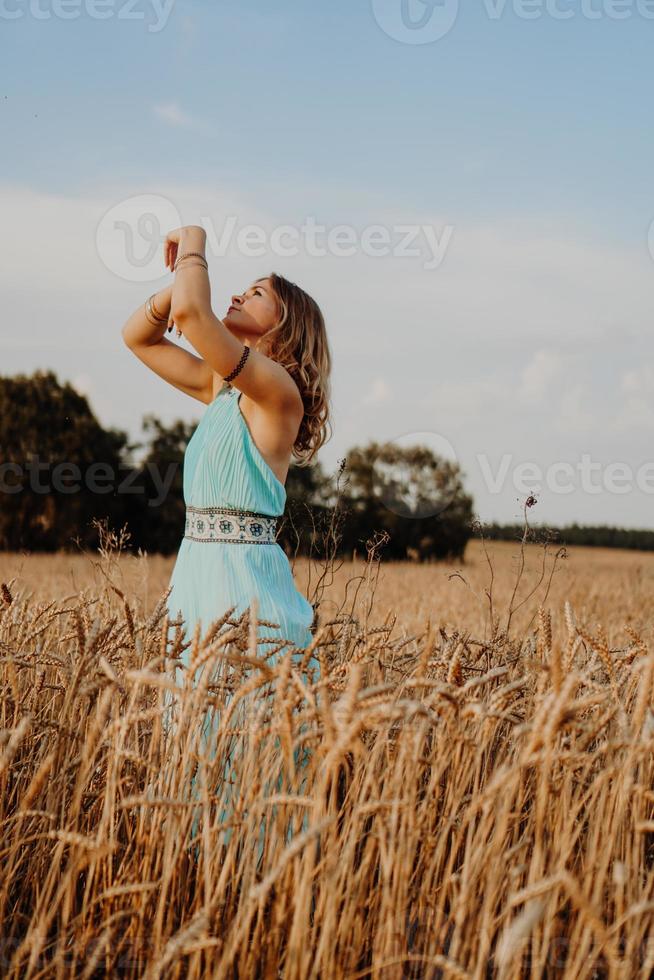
[121,283,215,405]
[167,226,301,412]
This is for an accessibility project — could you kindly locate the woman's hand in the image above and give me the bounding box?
[164,225,207,337]
[164,225,207,273]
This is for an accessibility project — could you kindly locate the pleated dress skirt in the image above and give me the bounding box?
[163,382,318,855]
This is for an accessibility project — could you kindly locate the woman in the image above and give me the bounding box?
[122,224,332,668]
[122,224,332,851]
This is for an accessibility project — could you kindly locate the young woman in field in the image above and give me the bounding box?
[121,224,332,675]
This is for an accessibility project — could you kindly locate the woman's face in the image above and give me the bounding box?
[223,278,280,352]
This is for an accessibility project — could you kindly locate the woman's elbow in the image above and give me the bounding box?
[121,323,135,348]
[170,303,194,325]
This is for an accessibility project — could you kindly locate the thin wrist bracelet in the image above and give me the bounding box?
[174,251,208,271]
[150,294,168,320]
[173,259,209,272]
[145,295,168,325]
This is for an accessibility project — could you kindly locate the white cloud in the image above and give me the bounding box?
[553,382,595,435]
[621,363,654,395]
[361,377,392,406]
[517,348,565,405]
[425,377,508,420]
[614,398,654,431]
[2,179,654,524]
[607,364,654,433]
[153,102,209,131]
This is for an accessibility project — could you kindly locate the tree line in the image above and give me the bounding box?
[0,371,473,561]
[2,371,650,560]
[478,521,654,552]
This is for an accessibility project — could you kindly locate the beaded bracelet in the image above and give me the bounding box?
[223,344,250,383]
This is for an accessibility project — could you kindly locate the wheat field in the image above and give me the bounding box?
[2,530,654,978]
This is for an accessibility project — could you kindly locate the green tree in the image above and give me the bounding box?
[0,370,129,552]
[340,441,474,561]
[277,456,337,559]
[124,414,197,555]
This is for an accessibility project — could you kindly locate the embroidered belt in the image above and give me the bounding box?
[184,505,278,544]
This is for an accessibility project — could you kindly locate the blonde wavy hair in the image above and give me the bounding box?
[253,273,333,467]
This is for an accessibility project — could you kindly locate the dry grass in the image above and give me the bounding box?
[2,524,654,978]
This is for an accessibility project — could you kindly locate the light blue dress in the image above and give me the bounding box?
[164,382,317,856]
[166,382,317,663]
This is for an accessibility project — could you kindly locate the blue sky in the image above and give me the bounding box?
[2,0,654,528]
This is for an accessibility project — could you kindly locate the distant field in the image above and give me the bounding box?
[2,537,652,643]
